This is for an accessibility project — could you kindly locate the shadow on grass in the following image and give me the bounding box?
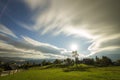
[63,64,91,72]
[34,64,93,72]
[63,67,88,72]
[38,64,67,70]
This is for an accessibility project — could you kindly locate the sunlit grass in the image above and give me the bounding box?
[0,66,120,80]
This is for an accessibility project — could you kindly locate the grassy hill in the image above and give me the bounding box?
[0,65,120,80]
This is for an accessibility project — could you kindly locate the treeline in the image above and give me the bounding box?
[40,56,120,67]
[0,56,120,72]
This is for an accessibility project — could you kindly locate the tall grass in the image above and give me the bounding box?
[0,66,120,80]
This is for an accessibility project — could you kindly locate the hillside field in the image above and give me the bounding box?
[0,66,120,80]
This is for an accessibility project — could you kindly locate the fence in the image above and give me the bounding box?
[0,69,21,76]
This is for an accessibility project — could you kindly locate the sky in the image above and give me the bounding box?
[0,0,120,60]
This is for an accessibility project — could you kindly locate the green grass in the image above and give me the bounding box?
[0,66,120,80]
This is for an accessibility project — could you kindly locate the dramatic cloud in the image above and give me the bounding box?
[0,24,17,38]
[22,0,120,56]
[22,36,66,54]
[0,0,120,60]
[0,33,69,59]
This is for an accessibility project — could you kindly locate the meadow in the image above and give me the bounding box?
[0,65,120,80]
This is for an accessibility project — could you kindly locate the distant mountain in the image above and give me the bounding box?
[0,57,55,64]
[0,57,26,62]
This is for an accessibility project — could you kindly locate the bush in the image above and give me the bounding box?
[63,64,90,72]
[0,68,4,75]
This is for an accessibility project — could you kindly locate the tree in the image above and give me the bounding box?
[22,62,30,70]
[82,58,94,65]
[0,68,3,75]
[64,58,74,66]
[41,60,47,66]
[72,51,79,66]
[114,60,120,66]
[95,56,112,67]
[3,63,12,70]
[101,56,112,66]
[53,59,62,64]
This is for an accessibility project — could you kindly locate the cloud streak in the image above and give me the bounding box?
[0,33,69,59]
[0,24,17,38]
